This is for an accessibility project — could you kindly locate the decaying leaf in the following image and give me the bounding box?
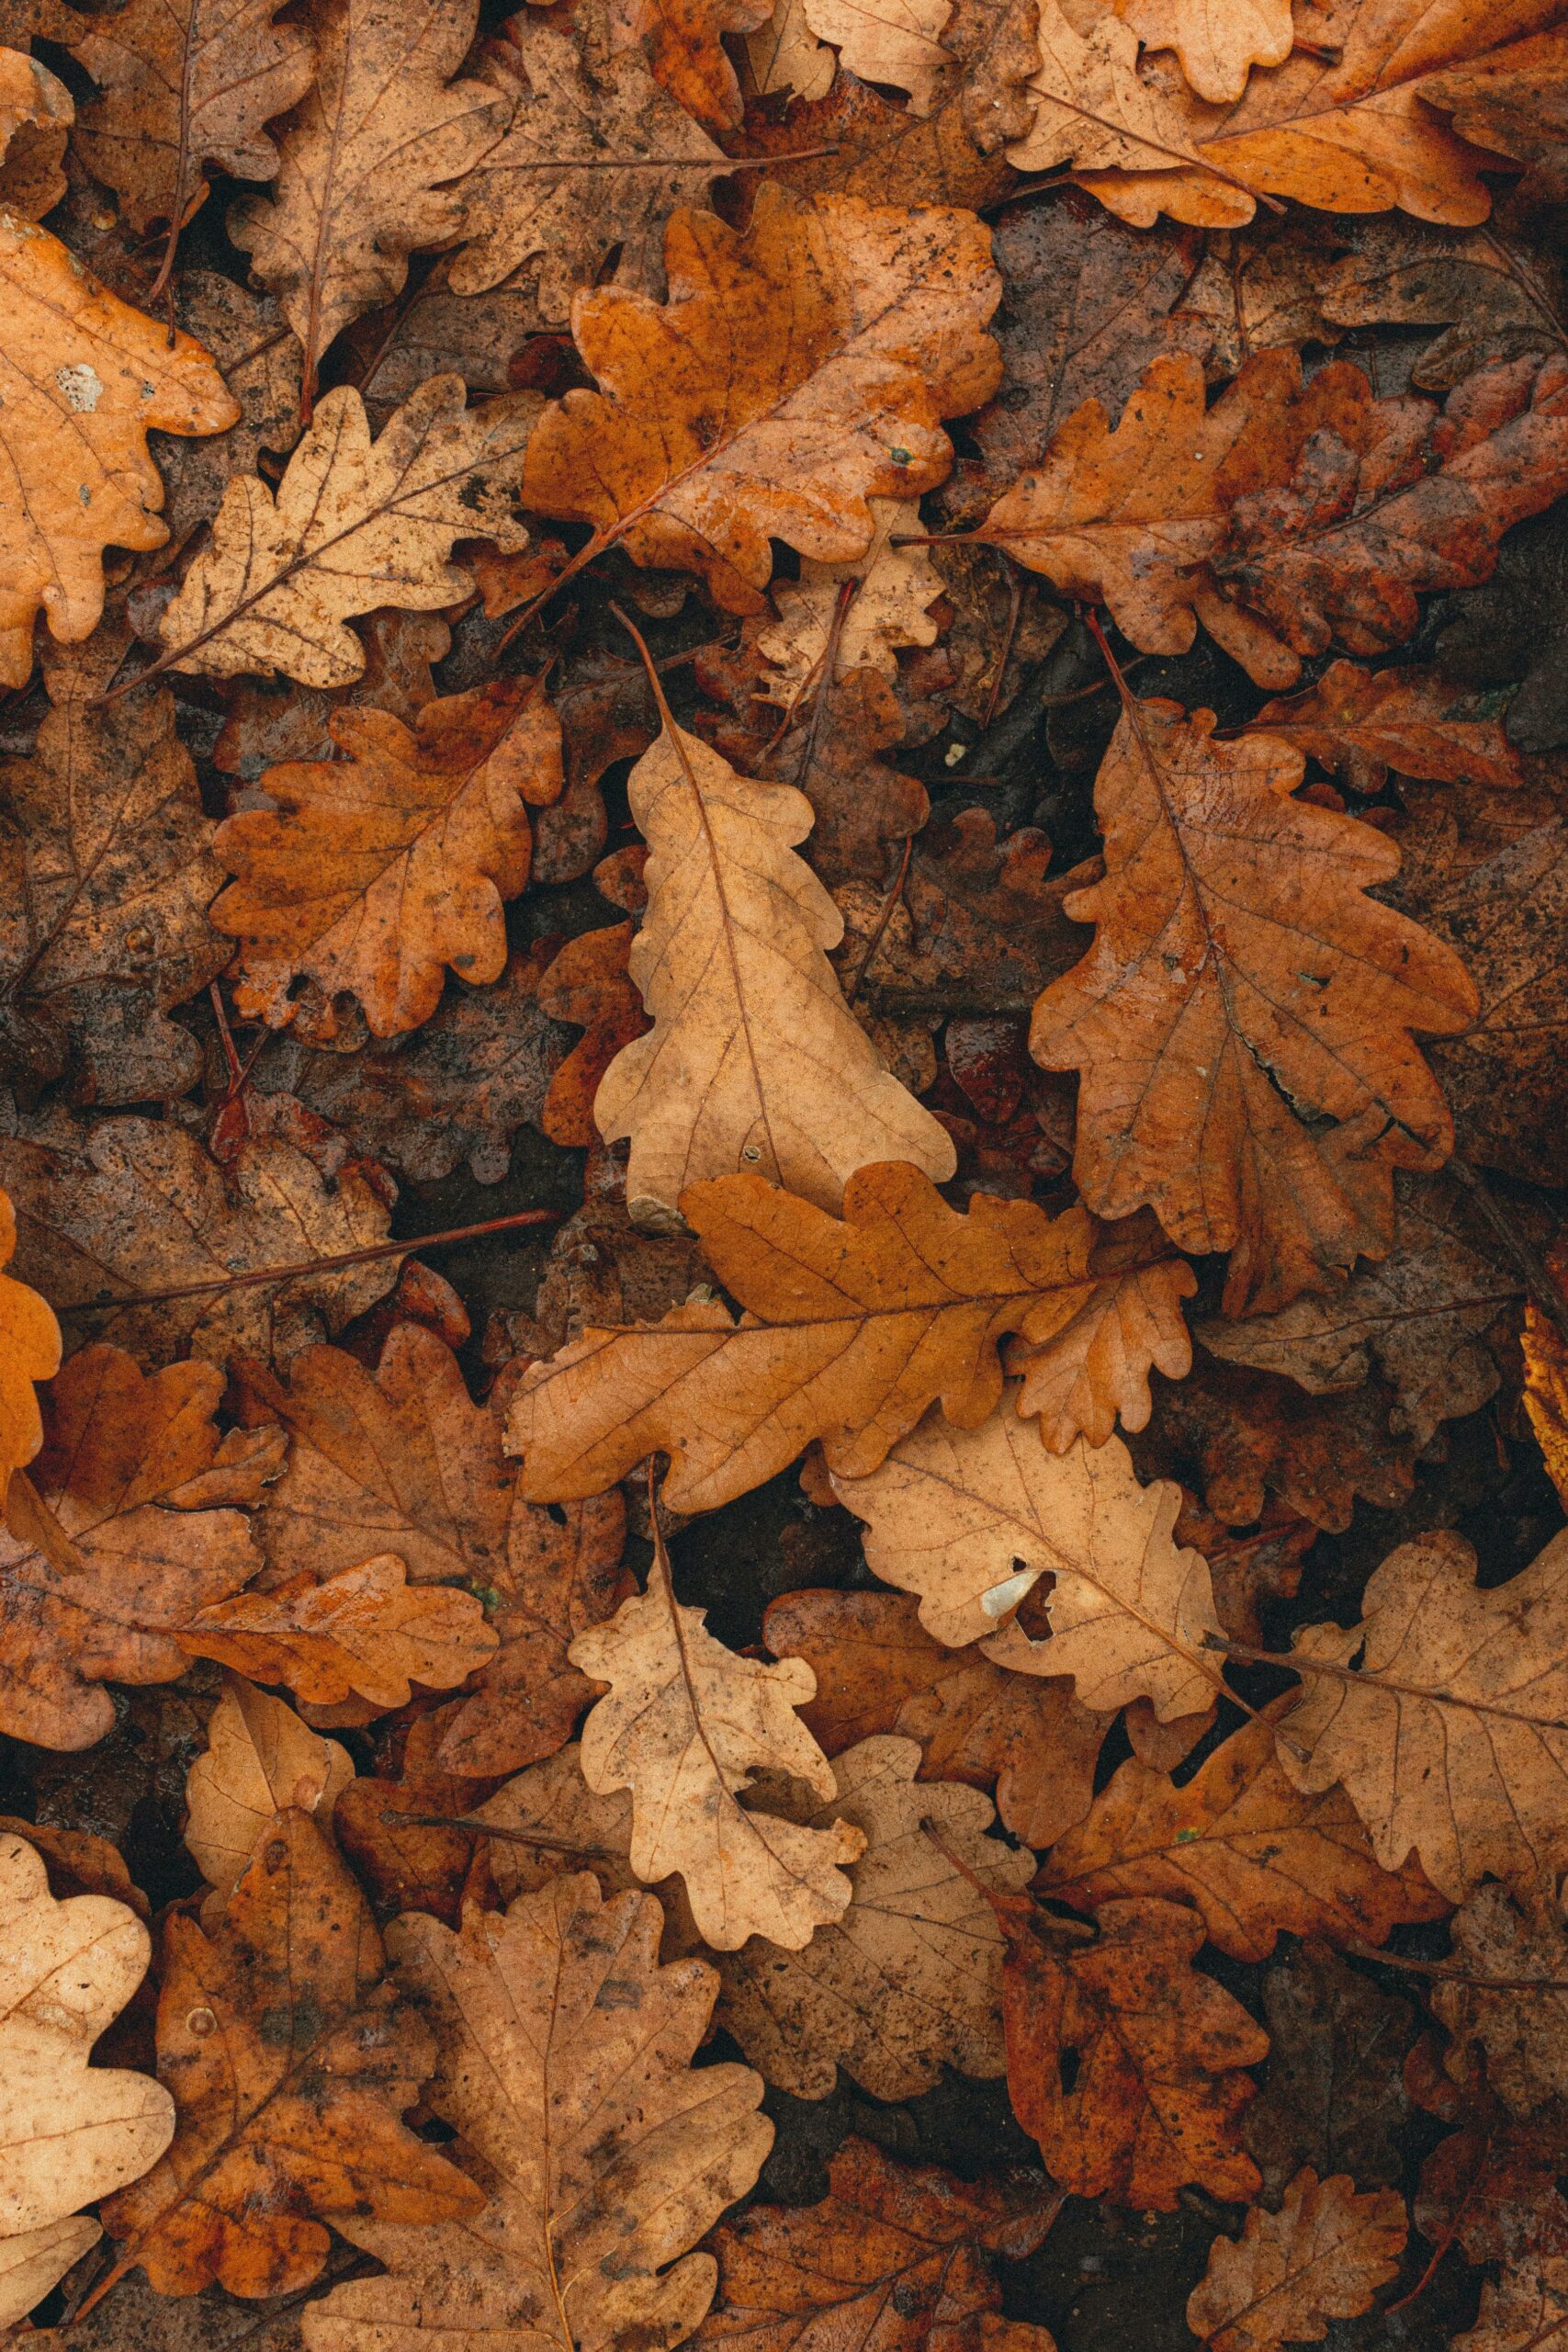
[184,1678,354,1902]
[0,1183,59,1509]
[596,707,955,1224]
[0,1828,175,2326]
[176,1552,497,1709]
[612,0,773,133]
[230,0,508,395]
[1188,2168,1406,2351]
[1253,659,1527,793]
[691,2135,1060,2351]
[1280,1527,1568,1900]
[158,376,538,687]
[510,1163,1197,1514]
[1432,1884,1568,2117]
[1243,1944,1416,2200]
[1031,698,1477,1316]
[569,1525,864,1950]
[0,215,238,688]
[522,186,1001,610]
[212,674,562,1037]
[99,1808,482,2300]
[299,1871,772,2351]
[755,499,942,695]
[0,40,72,217]
[1039,1714,1447,1962]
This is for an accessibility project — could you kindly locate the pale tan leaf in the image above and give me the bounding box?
[0,42,72,217]
[1005,1220,1194,1449]
[1188,2167,1406,2351]
[801,0,953,112]
[1007,0,1247,208]
[185,1679,355,1902]
[1116,0,1292,105]
[1432,1885,1568,2118]
[744,0,834,98]
[755,499,943,698]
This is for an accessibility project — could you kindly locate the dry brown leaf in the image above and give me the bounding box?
[1432,1885,1568,2117]
[0,1114,396,1370]
[745,0,834,102]
[99,1807,482,2301]
[521,186,1000,612]
[0,216,238,688]
[595,706,954,1226]
[509,1162,1192,1515]
[1188,2167,1406,2351]
[801,0,953,113]
[243,1324,629,1773]
[299,1871,772,2352]
[211,674,561,1038]
[0,41,72,216]
[450,9,728,319]
[1039,1713,1448,1962]
[1318,216,1567,392]
[229,0,508,396]
[177,1553,497,1710]
[1116,0,1291,105]
[755,499,943,695]
[569,1525,864,1949]
[1524,1289,1568,1513]
[0,630,226,1104]
[708,1734,1032,2099]
[833,1380,1225,1721]
[536,922,649,1148]
[0,1183,59,1510]
[1153,1345,1420,1533]
[157,376,537,687]
[1279,1527,1568,1900]
[764,1585,1115,1848]
[1243,1942,1415,2202]
[1005,1209,1194,1448]
[184,1679,354,1904]
[1253,659,1528,792]
[1003,1890,1269,2206]
[690,2135,1060,2352]
[1424,28,1568,206]
[0,1828,175,2327]
[1031,697,1476,1317]
[67,0,313,252]
[1008,0,1241,194]
[1457,2262,1568,2352]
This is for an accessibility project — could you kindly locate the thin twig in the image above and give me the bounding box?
[388,1811,612,1860]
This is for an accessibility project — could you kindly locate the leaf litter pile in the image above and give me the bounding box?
[1,0,1568,2346]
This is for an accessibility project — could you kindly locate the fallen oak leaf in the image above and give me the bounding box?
[689,2134,1060,2351]
[1116,0,1292,106]
[184,1679,354,1907]
[1030,695,1476,1317]
[1316,215,1567,394]
[0,214,238,688]
[96,1808,484,2302]
[211,673,563,1038]
[508,1161,1197,1515]
[0,40,72,217]
[1243,1943,1415,2201]
[830,1381,1226,1723]
[0,1183,59,1510]
[0,1829,175,2327]
[298,1871,772,2352]
[569,1512,864,1950]
[613,0,772,132]
[230,0,509,401]
[177,1554,498,1711]
[800,0,953,115]
[536,922,649,1148]
[1187,2168,1407,2351]
[1006,0,1251,205]
[1005,1207,1194,1449]
[1038,1713,1448,1963]
[1423,27,1568,207]
[520,184,1001,614]
[153,375,538,689]
[755,498,943,695]
[1251,658,1528,792]
[1431,1884,1568,2117]
[595,631,955,1225]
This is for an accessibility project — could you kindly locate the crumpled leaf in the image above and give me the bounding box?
[99,1807,482,2301]
[0,1183,59,1509]
[1039,1713,1447,1962]
[0,215,238,687]
[521,186,1001,612]
[569,1525,864,1950]
[1253,658,1527,792]
[1279,1526,1568,1900]
[690,2135,1060,2351]
[1002,1890,1268,2207]
[1188,2167,1406,2351]
[595,706,955,1225]
[243,1325,629,1772]
[212,673,562,1038]
[299,1871,772,2352]
[0,1828,175,2327]
[451,7,728,319]
[1196,1170,1525,1451]
[230,0,508,395]
[67,0,313,251]
[176,1552,497,1709]
[509,1162,1198,1515]
[1319,214,1568,393]
[707,1734,1032,2099]
[1432,1884,1568,2117]
[158,376,537,687]
[184,1679,354,1905]
[1031,698,1476,1317]
[764,1584,1115,1848]
[832,1382,1225,1723]
[0,1114,396,1370]
[1243,1943,1415,2201]
[0,631,226,1104]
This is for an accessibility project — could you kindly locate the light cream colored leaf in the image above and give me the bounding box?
[744,0,834,99]
[832,1385,1225,1722]
[595,713,955,1226]
[1116,0,1292,105]
[569,1531,865,1950]
[802,0,953,112]
[756,499,943,700]
[157,376,537,687]
[1007,0,1245,203]
[185,1679,354,1904]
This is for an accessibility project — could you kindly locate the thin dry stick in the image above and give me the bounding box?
[387,1811,612,1860]
[1343,1937,1568,1996]
[844,834,914,1007]
[59,1205,562,1316]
